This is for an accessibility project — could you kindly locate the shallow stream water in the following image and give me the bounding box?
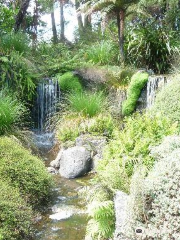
[34,133,89,240]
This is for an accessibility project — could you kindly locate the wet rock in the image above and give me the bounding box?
[49,210,73,220]
[47,167,56,174]
[59,146,92,178]
[114,191,129,240]
[50,149,63,168]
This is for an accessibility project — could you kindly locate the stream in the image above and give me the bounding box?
[33,133,89,240]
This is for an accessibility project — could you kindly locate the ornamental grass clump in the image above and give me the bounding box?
[57,72,82,93]
[68,91,107,117]
[122,72,149,116]
[0,91,26,135]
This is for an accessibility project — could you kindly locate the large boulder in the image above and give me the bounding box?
[59,146,92,178]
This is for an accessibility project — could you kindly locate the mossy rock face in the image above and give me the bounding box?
[122,72,149,116]
[0,180,33,240]
[0,137,53,209]
[152,77,180,129]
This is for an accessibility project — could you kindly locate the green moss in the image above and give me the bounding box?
[0,137,53,209]
[0,180,33,240]
[57,72,82,93]
[122,72,149,116]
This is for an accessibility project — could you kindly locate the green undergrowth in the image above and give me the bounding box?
[97,113,177,192]
[68,91,107,117]
[85,112,177,240]
[57,72,82,93]
[56,113,115,143]
[122,72,149,116]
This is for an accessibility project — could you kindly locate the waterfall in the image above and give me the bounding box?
[35,78,60,132]
[147,76,167,108]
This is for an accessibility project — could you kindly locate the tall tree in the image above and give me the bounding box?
[81,0,140,63]
[14,0,31,31]
[51,4,58,43]
[59,0,65,41]
[75,0,84,32]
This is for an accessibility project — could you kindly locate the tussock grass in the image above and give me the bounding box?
[68,91,107,117]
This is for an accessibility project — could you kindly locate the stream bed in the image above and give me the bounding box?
[33,133,89,240]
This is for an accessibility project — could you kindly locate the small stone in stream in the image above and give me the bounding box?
[59,146,92,178]
[47,167,56,174]
[50,149,63,168]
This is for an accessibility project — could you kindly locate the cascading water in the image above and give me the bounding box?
[147,76,167,108]
[32,78,60,151]
[36,78,60,132]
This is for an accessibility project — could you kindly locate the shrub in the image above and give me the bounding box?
[68,91,107,117]
[152,77,180,129]
[126,20,177,73]
[57,72,82,93]
[0,137,53,209]
[0,180,33,240]
[0,91,26,135]
[122,72,149,116]
[97,113,177,192]
[125,136,180,239]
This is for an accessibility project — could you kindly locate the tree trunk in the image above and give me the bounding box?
[14,0,31,32]
[59,0,65,41]
[75,0,84,32]
[84,14,92,30]
[117,9,125,64]
[51,9,58,43]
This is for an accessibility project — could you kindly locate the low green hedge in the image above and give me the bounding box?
[0,137,53,209]
[0,180,33,240]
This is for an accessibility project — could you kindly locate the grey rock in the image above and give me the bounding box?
[59,146,92,178]
[114,191,129,240]
[47,167,56,174]
[75,134,106,159]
